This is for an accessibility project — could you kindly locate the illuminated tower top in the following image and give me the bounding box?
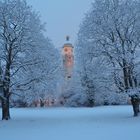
[62,36,74,79]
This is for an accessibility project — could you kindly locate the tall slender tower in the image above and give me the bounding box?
[62,36,74,79]
[59,36,74,105]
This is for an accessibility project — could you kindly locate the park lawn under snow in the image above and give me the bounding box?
[0,106,140,140]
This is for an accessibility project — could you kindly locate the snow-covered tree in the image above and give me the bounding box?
[0,0,60,120]
[76,0,140,106]
[11,35,61,107]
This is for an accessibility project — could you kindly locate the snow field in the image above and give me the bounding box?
[0,106,140,140]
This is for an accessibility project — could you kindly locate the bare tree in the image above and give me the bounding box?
[0,0,47,120]
[77,0,140,108]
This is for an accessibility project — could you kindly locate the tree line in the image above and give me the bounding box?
[75,0,140,116]
[0,0,60,120]
[1,0,140,120]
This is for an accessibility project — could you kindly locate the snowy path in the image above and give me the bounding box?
[0,106,140,140]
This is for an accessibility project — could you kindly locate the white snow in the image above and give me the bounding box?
[0,106,140,140]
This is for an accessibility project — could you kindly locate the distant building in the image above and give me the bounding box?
[62,36,74,79]
[57,36,75,106]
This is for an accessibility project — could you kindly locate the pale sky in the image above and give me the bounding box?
[28,0,93,48]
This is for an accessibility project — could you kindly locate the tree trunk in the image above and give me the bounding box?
[2,96,10,120]
[123,67,129,90]
[131,96,140,117]
[128,66,135,88]
[2,48,11,120]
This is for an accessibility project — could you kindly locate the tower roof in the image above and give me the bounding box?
[63,43,74,48]
[63,36,74,48]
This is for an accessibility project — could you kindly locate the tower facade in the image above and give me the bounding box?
[62,37,74,79]
[59,37,74,105]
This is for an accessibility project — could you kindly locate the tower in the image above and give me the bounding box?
[62,36,74,79]
[59,36,74,105]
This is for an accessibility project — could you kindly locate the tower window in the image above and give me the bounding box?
[67,75,71,78]
[64,48,68,52]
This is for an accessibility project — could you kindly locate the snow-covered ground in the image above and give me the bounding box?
[0,106,140,140]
